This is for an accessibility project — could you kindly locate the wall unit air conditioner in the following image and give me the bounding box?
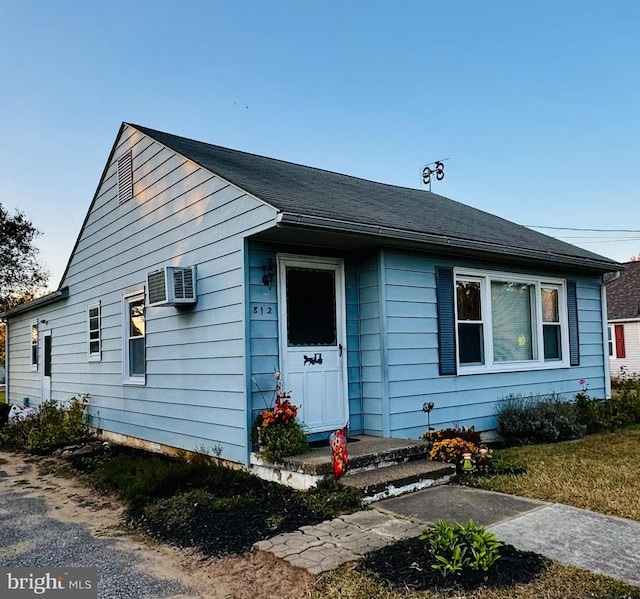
[147,266,197,307]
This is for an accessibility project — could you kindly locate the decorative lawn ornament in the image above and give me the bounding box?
[460,451,475,474]
[330,425,349,481]
[476,445,490,475]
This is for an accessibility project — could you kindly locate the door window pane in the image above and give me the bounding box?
[491,281,534,362]
[44,335,52,377]
[31,324,39,368]
[286,267,336,346]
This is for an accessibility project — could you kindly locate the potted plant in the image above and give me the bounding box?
[252,371,308,462]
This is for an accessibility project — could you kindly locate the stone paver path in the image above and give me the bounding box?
[253,510,423,574]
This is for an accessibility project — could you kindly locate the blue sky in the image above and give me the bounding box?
[1,0,638,289]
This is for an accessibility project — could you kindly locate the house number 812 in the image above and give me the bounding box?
[252,305,273,316]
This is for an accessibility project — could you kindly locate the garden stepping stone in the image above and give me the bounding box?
[254,510,423,575]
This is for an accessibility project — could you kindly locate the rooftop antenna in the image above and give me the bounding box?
[422,158,449,191]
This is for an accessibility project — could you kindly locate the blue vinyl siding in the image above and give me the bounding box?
[247,244,280,425]
[7,125,277,464]
[346,261,363,434]
[358,255,383,436]
[380,251,607,440]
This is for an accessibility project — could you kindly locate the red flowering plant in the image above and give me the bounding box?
[259,378,298,427]
[252,371,308,462]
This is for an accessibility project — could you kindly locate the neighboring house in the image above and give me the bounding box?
[1,123,620,465]
[606,261,640,378]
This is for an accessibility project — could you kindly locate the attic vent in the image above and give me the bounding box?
[117,151,133,203]
[147,266,197,307]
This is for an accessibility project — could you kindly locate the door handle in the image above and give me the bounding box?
[338,343,343,357]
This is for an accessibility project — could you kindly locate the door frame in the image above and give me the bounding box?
[277,253,349,432]
[40,329,52,402]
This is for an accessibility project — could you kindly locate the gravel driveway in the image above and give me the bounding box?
[0,452,314,599]
[0,454,207,599]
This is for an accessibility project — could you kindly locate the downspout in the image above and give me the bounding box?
[243,238,253,467]
[356,263,365,432]
[379,249,391,438]
[601,279,612,399]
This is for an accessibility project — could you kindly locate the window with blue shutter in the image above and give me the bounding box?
[436,266,457,375]
[437,267,576,375]
[567,280,580,366]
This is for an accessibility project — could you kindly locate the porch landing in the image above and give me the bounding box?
[250,435,455,499]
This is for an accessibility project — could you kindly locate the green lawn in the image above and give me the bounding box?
[474,425,640,522]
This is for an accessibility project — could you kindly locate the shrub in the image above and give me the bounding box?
[424,425,482,446]
[0,403,10,429]
[574,391,610,434]
[575,375,640,433]
[0,395,91,452]
[429,438,478,463]
[257,420,308,463]
[300,478,363,518]
[496,393,586,446]
[419,520,502,577]
[90,449,245,507]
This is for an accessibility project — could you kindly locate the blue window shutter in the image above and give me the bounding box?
[436,266,457,375]
[567,280,580,366]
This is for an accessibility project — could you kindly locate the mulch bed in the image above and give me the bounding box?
[66,443,360,557]
[127,481,329,557]
[360,536,549,592]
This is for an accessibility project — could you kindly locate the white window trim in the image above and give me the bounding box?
[30,320,39,371]
[607,325,615,358]
[454,268,570,374]
[87,302,102,362]
[122,288,146,386]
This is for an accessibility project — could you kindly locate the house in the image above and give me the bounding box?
[606,261,640,378]
[1,123,620,465]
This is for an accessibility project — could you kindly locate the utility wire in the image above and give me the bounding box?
[525,225,640,233]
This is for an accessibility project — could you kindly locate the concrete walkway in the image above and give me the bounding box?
[254,485,640,586]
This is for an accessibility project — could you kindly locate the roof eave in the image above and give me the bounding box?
[608,316,640,323]
[1,287,70,319]
[277,212,622,274]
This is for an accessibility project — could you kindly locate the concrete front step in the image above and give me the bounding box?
[250,435,454,498]
[341,459,455,502]
[279,435,431,476]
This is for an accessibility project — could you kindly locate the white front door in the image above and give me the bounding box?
[278,255,348,433]
[41,330,52,402]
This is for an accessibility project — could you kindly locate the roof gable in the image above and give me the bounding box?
[130,123,618,272]
[607,261,640,320]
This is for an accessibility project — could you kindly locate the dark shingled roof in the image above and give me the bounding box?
[130,124,619,272]
[607,261,640,320]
